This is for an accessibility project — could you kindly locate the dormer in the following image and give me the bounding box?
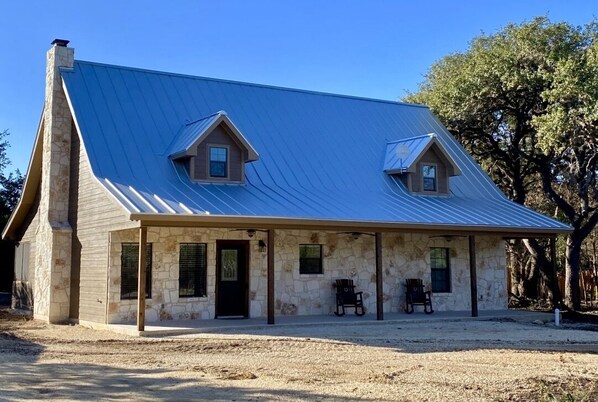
[168,111,259,183]
[383,133,461,195]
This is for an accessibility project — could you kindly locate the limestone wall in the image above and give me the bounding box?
[107,228,507,324]
[34,42,74,323]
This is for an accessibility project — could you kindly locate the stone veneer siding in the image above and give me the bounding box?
[107,228,507,324]
[34,43,74,322]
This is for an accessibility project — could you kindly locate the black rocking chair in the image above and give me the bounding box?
[404,278,434,314]
[334,279,365,316]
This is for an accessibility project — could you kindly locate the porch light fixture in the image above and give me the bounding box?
[258,240,267,252]
[247,229,257,238]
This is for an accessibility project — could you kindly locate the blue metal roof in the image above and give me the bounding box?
[384,133,461,175]
[167,112,222,158]
[60,61,569,232]
[384,134,434,174]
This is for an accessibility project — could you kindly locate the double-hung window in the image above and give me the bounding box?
[430,247,450,293]
[422,164,437,192]
[121,243,152,300]
[179,243,208,297]
[299,244,323,274]
[209,146,228,178]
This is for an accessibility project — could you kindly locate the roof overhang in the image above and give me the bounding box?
[2,113,44,240]
[384,133,462,176]
[169,111,259,162]
[128,212,571,238]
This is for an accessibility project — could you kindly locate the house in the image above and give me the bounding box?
[3,40,569,330]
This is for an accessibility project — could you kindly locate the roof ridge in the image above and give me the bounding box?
[72,60,429,109]
[386,133,435,144]
[185,111,224,126]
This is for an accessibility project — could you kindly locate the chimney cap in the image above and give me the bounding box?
[51,39,70,47]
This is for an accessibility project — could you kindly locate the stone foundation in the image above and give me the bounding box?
[107,228,507,324]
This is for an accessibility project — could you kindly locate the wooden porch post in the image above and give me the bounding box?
[137,226,147,332]
[468,235,478,317]
[267,229,275,325]
[375,232,383,320]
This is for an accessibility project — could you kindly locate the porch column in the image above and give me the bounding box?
[137,226,147,332]
[468,235,478,317]
[549,237,562,306]
[375,232,383,320]
[267,229,275,325]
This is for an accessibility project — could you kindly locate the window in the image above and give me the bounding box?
[179,243,208,297]
[299,244,323,274]
[121,243,152,300]
[430,247,450,293]
[422,164,437,191]
[209,146,228,178]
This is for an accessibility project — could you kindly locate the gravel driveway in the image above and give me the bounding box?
[1,311,596,401]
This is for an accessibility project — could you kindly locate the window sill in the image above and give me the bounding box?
[177,296,209,302]
[299,273,324,277]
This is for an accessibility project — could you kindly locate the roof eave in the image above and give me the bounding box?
[128,212,572,237]
[2,112,45,240]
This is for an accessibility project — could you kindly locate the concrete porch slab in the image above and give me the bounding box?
[107,310,554,337]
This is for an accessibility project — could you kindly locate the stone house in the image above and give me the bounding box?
[3,40,569,330]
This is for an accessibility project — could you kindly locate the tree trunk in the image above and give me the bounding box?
[523,238,560,307]
[564,234,582,310]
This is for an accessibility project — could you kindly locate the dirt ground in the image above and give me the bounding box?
[0,310,597,401]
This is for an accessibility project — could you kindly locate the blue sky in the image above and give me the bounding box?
[0,0,596,173]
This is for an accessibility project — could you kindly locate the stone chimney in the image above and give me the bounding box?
[34,39,74,323]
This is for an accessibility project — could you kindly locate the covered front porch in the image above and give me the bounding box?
[107,217,526,331]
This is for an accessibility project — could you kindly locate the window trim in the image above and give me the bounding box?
[179,243,208,298]
[422,163,438,192]
[299,244,323,275]
[207,144,230,179]
[430,247,451,293]
[120,243,152,300]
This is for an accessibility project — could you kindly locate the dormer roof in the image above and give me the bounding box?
[383,133,461,176]
[168,111,259,162]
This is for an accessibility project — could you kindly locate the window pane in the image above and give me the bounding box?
[423,165,437,191]
[209,147,227,177]
[179,243,207,297]
[430,247,450,292]
[210,161,226,177]
[121,243,152,300]
[221,249,238,281]
[210,147,227,162]
[299,245,322,274]
[423,165,436,178]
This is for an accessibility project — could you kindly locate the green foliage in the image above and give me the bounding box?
[0,129,23,231]
[406,17,598,308]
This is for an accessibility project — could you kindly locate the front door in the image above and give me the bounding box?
[216,240,249,318]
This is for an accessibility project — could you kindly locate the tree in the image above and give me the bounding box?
[0,129,23,231]
[406,18,598,310]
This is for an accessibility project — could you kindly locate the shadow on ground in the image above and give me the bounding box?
[0,360,334,401]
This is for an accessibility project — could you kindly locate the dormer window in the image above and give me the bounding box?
[422,164,437,192]
[209,146,228,178]
[168,111,259,183]
[383,133,461,195]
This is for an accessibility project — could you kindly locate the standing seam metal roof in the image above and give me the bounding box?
[59,61,569,232]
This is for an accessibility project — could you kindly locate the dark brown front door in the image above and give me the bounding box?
[216,240,249,318]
